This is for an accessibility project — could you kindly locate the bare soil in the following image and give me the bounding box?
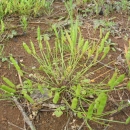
[0,1,130,130]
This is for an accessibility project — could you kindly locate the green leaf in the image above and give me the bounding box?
[38,84,44,94]
[108,71,117,89]
[77,34,84,49]
[23,42,32,54]
[22,92,34,104]
[94,96,100,109]
[23,79,32,93]
[97,93,107,115]
[104,32,110,40]
[2,57,8,62]
[39,65,44,71]
[1,20,5,34]
[10,56,23,76]
[101,46,110,60]
[1,85,16,94]
[76,84,82,97]
[26,79,32,87]
[37,26,43,50]
[71,86,77,91]
[82,40,89,54]
[71,97,78,109]
[98,38,105,53]
[81,79,90,84]
[126,116,130,124]
[45,40,51,53]
[30,41,36,55]
[2,77,15,88]
[53,92,60,104]
[52,24,59,38]
[87,49,92,59]
[60,106,65,110]
[87,103,94,120]
[98,32,110,53]
[65,30,73,52]
[94,49,99,63]
[81,90,87,95]
[43,34,50,41]
[127,81,130,90]
[77,112,83,118]
[53,109,63,117]
[114,74,125,86]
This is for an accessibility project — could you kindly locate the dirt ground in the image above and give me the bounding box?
[0,1,130,130]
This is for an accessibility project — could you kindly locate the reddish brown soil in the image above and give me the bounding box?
[0,2,130,130]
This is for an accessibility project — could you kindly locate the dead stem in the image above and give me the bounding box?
[78,120,85,130]
[12,73,36,130]
[63,117,70,130]
[91,69,112,82]
[8,121,25,130]
[108,95,129,117]
[13,97,36,130]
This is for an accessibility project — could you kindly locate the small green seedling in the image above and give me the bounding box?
[21,16,28,32]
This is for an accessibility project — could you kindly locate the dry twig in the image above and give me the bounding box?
[12,73,36,130]
[8,121,25,130]
[78,121,85,130]
[13,97,36,130]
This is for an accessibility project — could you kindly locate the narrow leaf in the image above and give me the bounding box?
[97,93,107,115]
[98,38,105,53]
[77,34,84,49]
[127,81,130,90]
[1,85,16,93]
[104,32,110,40]
[30,41,36,55]
[82,40,89,55]
[53,92,60,104]
[23,42,32,54]
[71,97,78,109]
[87,103,94,120]
[108,71,117,89]
[76,84,82,97]
[114,74,125,86]
[23,92,34,104]
[98,32,110,53]
[3,77,15,88]
[101,46,110,60]
[126,116,130,124]
[37,26,43,50]
[10,56,23,76]
[65,30,73,50]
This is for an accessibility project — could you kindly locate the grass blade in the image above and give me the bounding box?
[10,56,23,76]
[1,85,16,94]
[2,77,15,88]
